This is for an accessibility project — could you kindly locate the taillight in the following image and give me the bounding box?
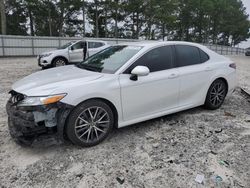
[229,63,236,69]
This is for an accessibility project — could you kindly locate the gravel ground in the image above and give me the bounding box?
[0,56,249,188]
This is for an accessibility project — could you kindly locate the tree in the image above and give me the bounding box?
[4,0,27,35]
[0,0,6,34]
[0,0,249,46]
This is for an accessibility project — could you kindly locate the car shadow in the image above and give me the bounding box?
[25,105,208,151]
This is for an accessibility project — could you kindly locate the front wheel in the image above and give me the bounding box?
[204,79,227,110]
[66,100,114,147]
[52,57,67,67]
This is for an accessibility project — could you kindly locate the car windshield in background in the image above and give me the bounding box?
[58,42,74,49]
[76,45,142,73]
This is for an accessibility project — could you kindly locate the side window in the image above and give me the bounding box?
[175,45,201,67]
[95,42,105,48]
[72,41,84,50]
[200,49,209,63]
[88,42,104,49]
[124,46,173,73]
[88,42,95,49]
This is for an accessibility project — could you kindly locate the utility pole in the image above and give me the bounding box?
[0,0,6,35]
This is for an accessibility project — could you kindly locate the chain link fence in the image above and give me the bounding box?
[0,35,246,57]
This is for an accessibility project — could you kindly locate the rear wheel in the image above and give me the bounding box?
[204,79,227,110]
[52,57,67,67]
[66,100,114,147]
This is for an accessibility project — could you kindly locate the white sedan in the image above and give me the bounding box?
[6,41,237,147]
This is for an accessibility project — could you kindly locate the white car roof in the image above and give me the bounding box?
[117,41,227,59]
[118,41,206,48]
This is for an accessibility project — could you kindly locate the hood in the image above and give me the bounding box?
[12,65,103,96]
[40,49,65,55]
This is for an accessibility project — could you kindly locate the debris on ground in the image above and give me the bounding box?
[195,174,205,184]
[116,176,125,184]
[214,175,223,183]
[0,56,249,187]
[219,160,230,167]
[214,128,223,133]
[241,88,250,98]
[224,111,237,118]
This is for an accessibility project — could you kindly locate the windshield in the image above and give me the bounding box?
[58,42,74,49]
[76,45,142,73]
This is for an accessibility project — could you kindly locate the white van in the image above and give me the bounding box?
[37,40,109,68]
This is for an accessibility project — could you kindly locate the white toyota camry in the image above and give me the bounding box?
[6,41,237,147]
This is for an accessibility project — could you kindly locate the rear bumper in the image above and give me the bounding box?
[225,71,237,97]
[6,99,73,145]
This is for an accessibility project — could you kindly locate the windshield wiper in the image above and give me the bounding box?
[76,63,101,72]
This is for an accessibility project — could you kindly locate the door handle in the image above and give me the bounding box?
[168,73,179,79]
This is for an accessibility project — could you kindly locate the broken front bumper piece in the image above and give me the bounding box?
[6,97,73,145]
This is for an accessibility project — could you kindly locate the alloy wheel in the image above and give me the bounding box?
[74,106,110,143]
[55,59,66,67]
[209,82,226,106]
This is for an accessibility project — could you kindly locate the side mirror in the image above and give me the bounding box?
[70,46,74,51]
[130,66,150,81]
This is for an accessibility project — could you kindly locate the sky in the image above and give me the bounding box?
[239,0,250,48]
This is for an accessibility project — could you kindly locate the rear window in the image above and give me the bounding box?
[200,49,209,63]
[175,45,209,67]
[175,45,200,67]
[88,42,105,48]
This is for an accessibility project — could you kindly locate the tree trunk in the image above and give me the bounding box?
[136,11,139,39]
[0,0,6,35]
[82,0,85,37]
[131,12,135,39]
[114,0,118,38]
[28,7,34,36]
[162,24,165,41]
[198,12,203,43]
[104,7,107,38]
[147,21,152,40]
[48,9,52,36]
[104,1,110,38]
[95,2,99,38]
[58,0,65,37]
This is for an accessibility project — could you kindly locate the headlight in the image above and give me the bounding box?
[17,94,67,107]
[41,53,52,58]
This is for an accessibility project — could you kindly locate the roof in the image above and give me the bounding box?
[118,41,206,48]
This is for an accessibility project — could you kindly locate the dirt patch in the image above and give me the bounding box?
[0,56,249,187]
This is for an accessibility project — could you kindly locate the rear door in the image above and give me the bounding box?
[119,45,180,121]
[88,41,106,56]
[174,45,212,106]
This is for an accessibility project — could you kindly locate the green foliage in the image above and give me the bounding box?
[1,0,249,45]
[4,0,27,35]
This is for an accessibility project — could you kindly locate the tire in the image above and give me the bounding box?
[52,57,67,67]
[204,79,227,110]
[66,100,114,147]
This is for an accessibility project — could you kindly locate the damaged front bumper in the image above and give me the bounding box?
[6,92,73,145]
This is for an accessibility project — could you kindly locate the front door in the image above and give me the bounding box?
[69,41,86,63]
[119,45,180,122]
